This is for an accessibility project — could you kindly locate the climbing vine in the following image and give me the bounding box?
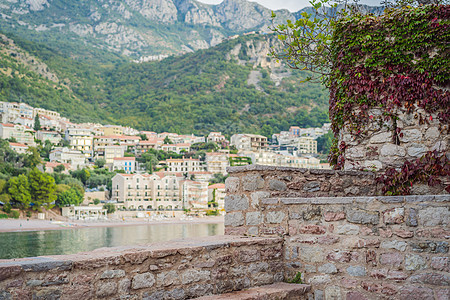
[376,151,450,195]
[328,4,450,168]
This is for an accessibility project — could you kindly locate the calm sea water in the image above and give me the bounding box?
[0,223,224,259]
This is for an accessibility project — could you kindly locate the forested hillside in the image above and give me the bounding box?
[0,32,329,136]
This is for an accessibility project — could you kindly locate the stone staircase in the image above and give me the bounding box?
[192,283,311,300]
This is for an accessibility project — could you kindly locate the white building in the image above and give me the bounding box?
[208,183,226,213]
[0,123,35,146]
[0,102,34,124]
[205,152,231,175]
[112,157,136,174]
[161,143,190,154]
[111,172,185,211]
[230,134,268,151]
[104,145,125,165]
[49,147,86,170]
[182,180,209,210]
[297,137,318,154]
[163,157,204,173]
[9,142,28,154]
[65,128,93,157]
[207,132,226,143]
[36,131,62,144]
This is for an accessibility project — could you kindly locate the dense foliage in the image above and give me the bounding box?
[328,4,449,167]
[0,32,329,137]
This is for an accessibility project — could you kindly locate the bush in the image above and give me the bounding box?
[3,203,11,214]
[0,213,8,219]
[93,199,100,205]
[26,211,32,218]
[9,210,20,219]
[205,209,219,216]
[103,203,116,214]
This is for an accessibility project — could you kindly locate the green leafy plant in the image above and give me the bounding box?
[288,272,303,284]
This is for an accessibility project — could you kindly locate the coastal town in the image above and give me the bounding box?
[0,101,331,219]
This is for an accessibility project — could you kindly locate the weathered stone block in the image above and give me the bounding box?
[418,207,449,227]
[324,211,345,222]
[299,246,325,263]
[431,257,449,272]
[398,286,434,300]
[242,174,265,191]
[379,253,403,267]
[246,212,262,225]
[250,191,270,208]
[346,291,368,300]
[393,229,414,238]
[400,128,422,143]
[298,224,326,235]
[224,212,244,227]
[265,211,286,224]
[225,177,240,193]
[405,254,427,271]
[325,286,341,300]
[96,281,117,298]
[383,207,404,224]
[406,208,418,227]
[181,269,210,285]
[156,270,178,287]
[336,224,360,235]
[370,132,392,144]
[346,208,379,225]
[380,144,406,157]
[409,273,450,286]
[380,240,407,252]
[238,249,260,263]
[132,272,155,290]
[318,263,338,274]
[308,275,331,284]
[224,194,249,212]
[303,181,320,192]
[100,269,125,279]
[346,266,366,277]
[410,241,448,253]
[327,251,358,263]
[407,143,427,157]
[269,179,287,191]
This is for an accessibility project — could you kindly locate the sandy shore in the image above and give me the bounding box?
[0,216,224,233]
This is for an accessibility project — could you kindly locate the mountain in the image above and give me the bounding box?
[0,0,294,59]
[0,31,329,136]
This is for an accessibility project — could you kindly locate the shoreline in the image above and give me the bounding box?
[0,216,224,233]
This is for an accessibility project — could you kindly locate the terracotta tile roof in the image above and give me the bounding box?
[208,183,225,189]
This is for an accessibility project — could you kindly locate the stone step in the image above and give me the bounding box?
[192,283,311,300]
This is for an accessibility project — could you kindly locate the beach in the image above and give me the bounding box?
[0,216,224,233]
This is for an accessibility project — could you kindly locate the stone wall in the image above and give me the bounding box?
[226,165,450,300]
[0,235,284,299]
[340,106,449,172]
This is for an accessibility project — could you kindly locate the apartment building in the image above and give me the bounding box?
[49,147,86,169]
[13,117,34,128]
[208,183,226,212]
[135,139,163,156]
[38,115,61,132]
[230,134,268,151]
[0,123,35,145]
[111,172,184,210]
[100,125,123,136]
[0,102,34,123]
[93,135,140,158]
[205,152,231,175]
[207,132,226,143]
[36,131,62,144]
[182,180,209,210]
[239,150,326,169]
[104,145,125,164]
[65,128,93,157]
[297,137,318,154]
[112,157,136,174]
[9,142,28,154]
[161,143,190,154]
[33,107,61,120]
[163,157,204,173]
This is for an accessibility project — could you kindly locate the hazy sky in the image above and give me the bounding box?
[198,0,382,12]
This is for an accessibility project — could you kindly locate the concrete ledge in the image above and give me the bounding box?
[227,165,375,177]
[260,195,449,205]
[193,282,311,300]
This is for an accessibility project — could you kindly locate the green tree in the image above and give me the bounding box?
[163,136,172,144]
[40,140,53,160]
[8,174,31,209]
[54,164,65,173]
[95,158,106,168]
[71,168,91,185]
[56,185,83,207]
[34,114,41,131]
[103,203,116,214]
[24,147,42,168]
[28,168,57,210]
[317,131,333,154]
